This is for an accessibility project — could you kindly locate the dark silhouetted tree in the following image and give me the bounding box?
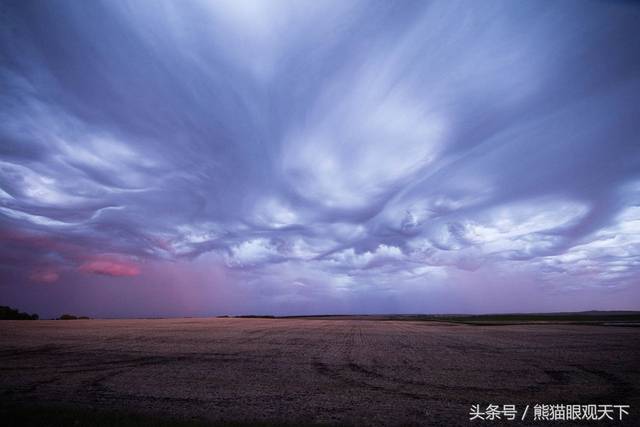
[58,314,78,320]
[0,306,39,320]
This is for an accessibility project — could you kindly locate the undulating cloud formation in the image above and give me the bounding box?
[1,1,639,317]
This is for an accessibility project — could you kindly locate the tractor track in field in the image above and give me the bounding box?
[1,318,639,426]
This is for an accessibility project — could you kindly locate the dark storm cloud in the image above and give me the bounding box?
[1,0,639,316]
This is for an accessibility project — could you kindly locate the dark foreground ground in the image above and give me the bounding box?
[1,318,638,426]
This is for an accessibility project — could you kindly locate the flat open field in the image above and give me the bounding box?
[1,318,638,426]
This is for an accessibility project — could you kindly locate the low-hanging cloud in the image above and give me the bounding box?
[79,258,140,277]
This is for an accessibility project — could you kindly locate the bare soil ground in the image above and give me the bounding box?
[0,318,638,426]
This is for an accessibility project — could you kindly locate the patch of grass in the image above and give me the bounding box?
[422,313,640,325]
[279,312,640,325]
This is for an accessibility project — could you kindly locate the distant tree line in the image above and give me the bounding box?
[224,315,276,319]
[0,305,39,320]
[58,314,90,320]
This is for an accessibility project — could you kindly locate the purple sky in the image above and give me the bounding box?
[1,1,639,318]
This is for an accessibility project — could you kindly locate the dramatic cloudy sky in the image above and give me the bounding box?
[1,1,639,318]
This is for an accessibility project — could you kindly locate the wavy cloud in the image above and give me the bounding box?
[1,0,639,317]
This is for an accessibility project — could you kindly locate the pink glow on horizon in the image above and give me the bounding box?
[79,258,140,277]
[29,269,60,283]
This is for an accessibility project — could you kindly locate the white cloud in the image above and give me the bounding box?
[0,206,70,227]
[328,244,404,269]
[0,161,85,206]
[282,56,446,210]
[252,197,299,228]
[226,238,282,267]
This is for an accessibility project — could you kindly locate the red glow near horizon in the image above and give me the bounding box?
[79,258,140,277]
[29,270,60,283]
